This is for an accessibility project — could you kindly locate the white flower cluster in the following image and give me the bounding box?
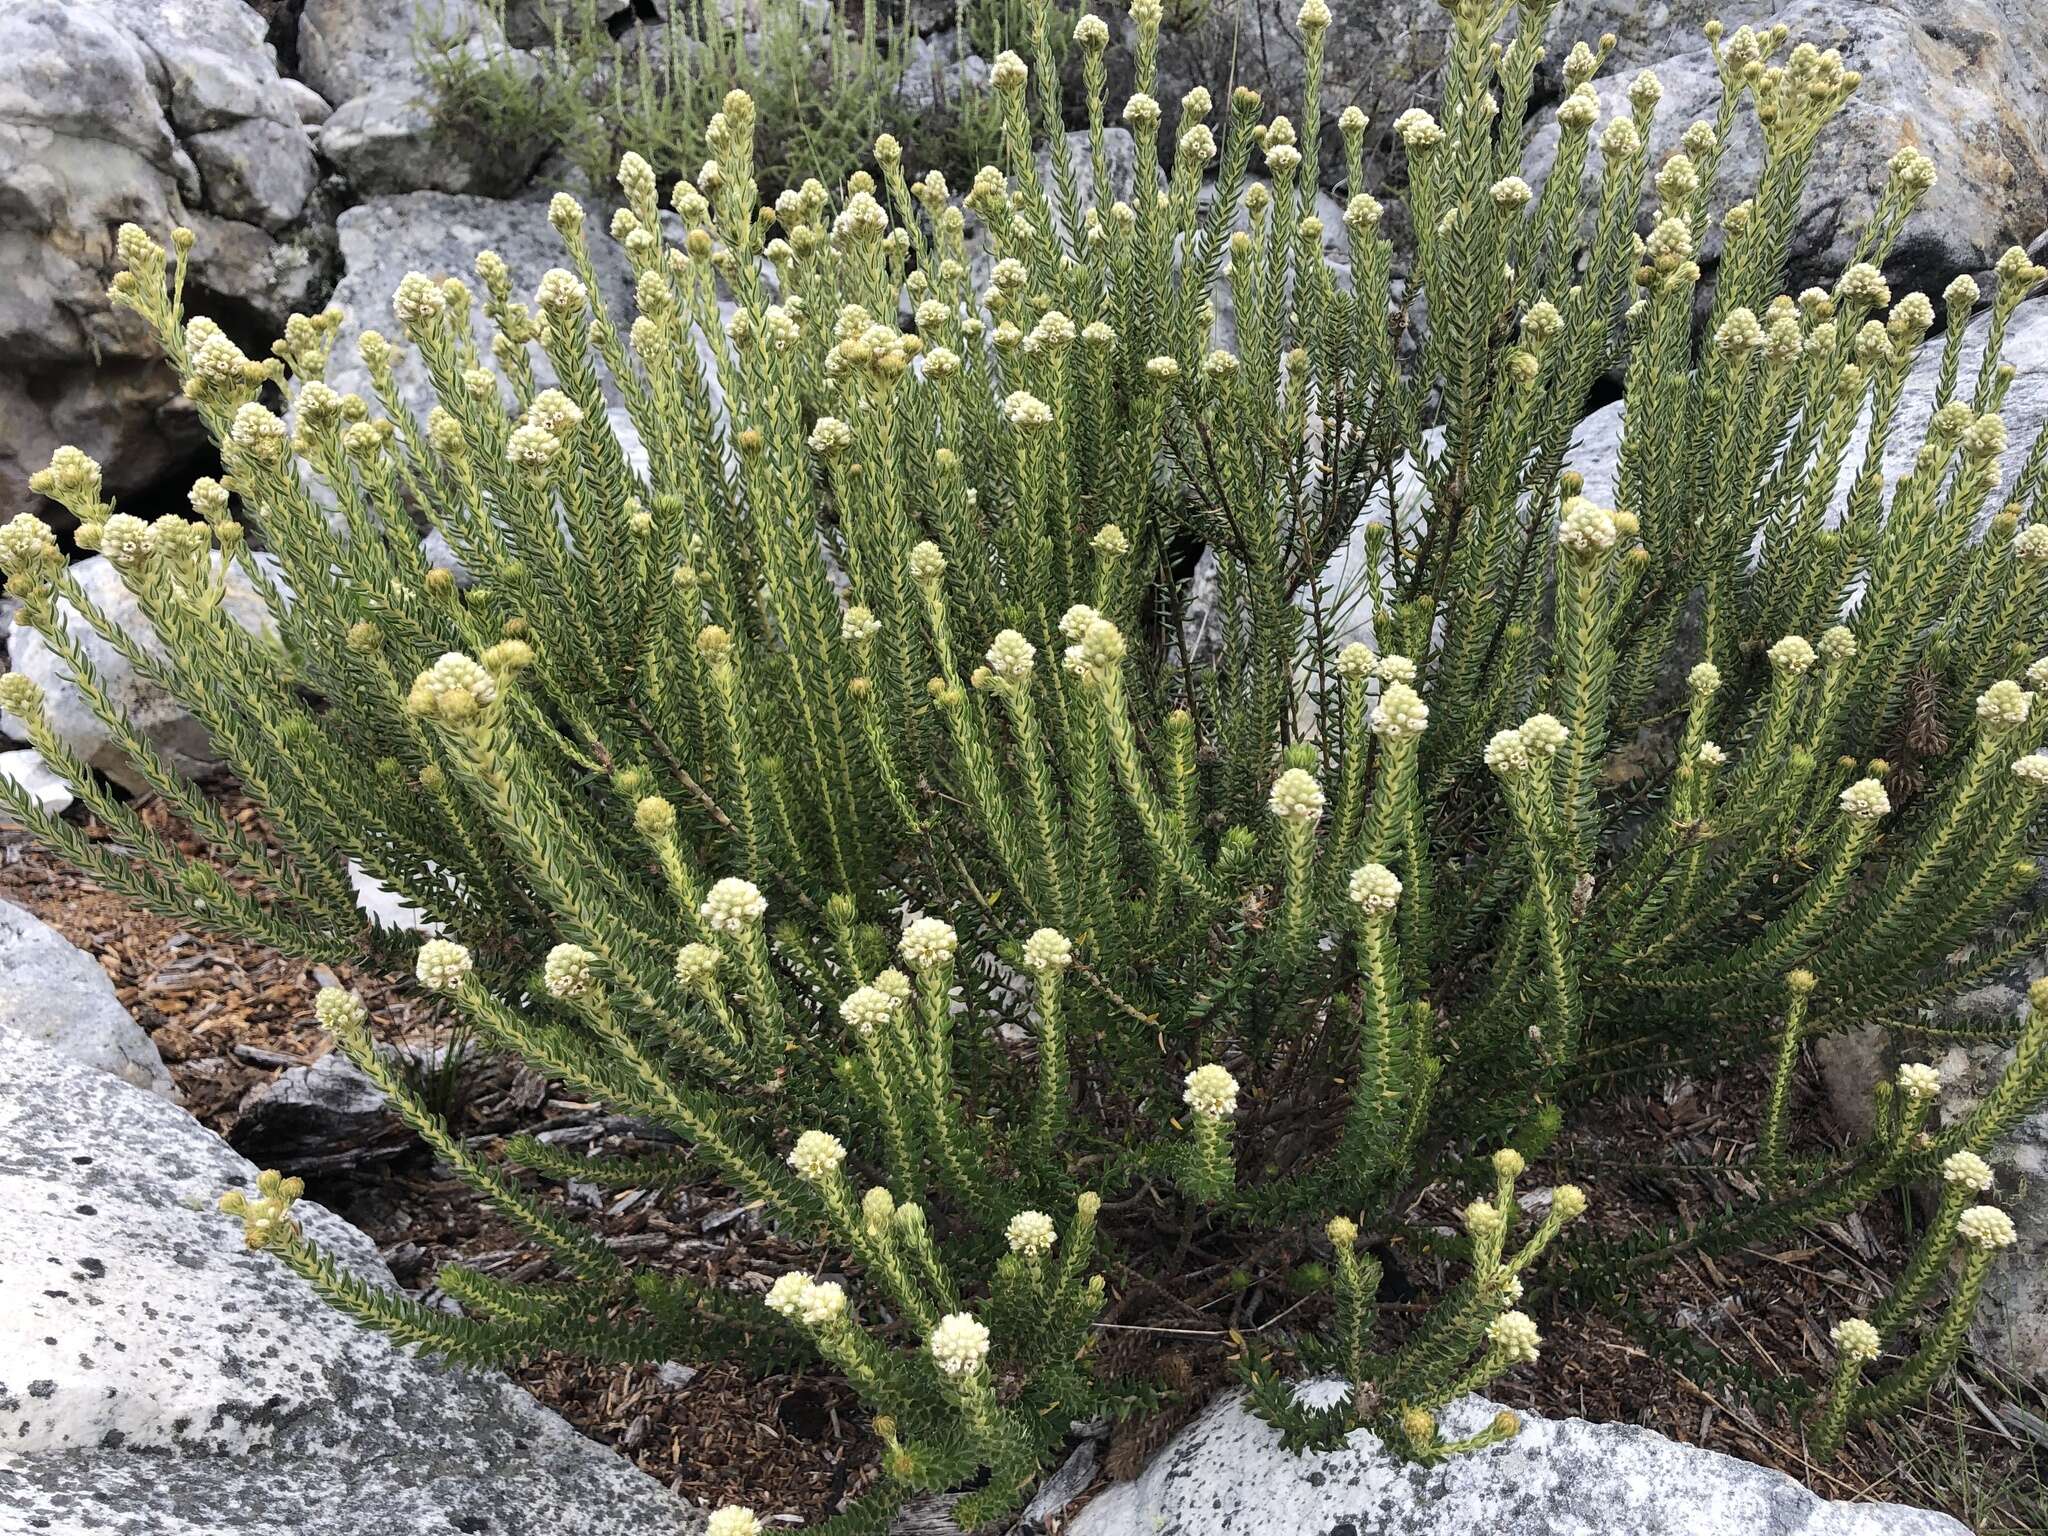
[1022,927,1074,976]
[1005,1209,1057,1257]
[1348,862,1402,916]
[1838,777,1891,822]
[699,877,767,933]
[900,916,958,972]
[1558,496,1618,554]
[1942,1151,1994,1191]
[1767,635,1817,675]
[1831,1317,1881,1363]
[313,987,368,1033]
[1977,679,2033,729]
[674,942,722,989]
[841,605,881,644]
[1371,681,1429,739]
[1267,768,1326,824]
[415,939,473,992]
[1895,1062,1942,1100]
[986,629,1036,679]
[840,984,899,1037]
[1183,1062,1239,1119]
[929,1311,992,1377]
[706,1507,762,1536]
[542,943,598,1000]
[1488,1310,1542,1363]
[787,1129,846,1182]
[1958,1205,2017,1249]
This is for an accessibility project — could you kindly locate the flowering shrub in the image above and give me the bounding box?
[7,0,2048,1525]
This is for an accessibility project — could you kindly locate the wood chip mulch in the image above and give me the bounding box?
[3,802,2044,1531]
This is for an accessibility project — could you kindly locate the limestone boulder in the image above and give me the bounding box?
[0,898,174,1099]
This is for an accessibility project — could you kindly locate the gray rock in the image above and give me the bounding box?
[1521,0,2048,297]
[0,0,328,526]
[0,748,74,820]
[502,0,635,49]
[3,553,286,792]
[0,1024,702,1534]
[229,1044,468,1167]
[1066,1385,1967,1536]
[321,78,541,196]
[300,0,502,104]
[896,31,988,114]
[283,76,337,126]
[0,897,174,1098]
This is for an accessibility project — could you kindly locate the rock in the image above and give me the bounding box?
[321,78,543,196]
[350,857,446,931]
[0,897,175,1098]
[0,0,331,527]
[1521,0,2048,298]
[0,1025,702,1534]
[283,77,337,126]
[299,0,502,105]
[502,0,634,49]
[896,32,988,114]
[1566,294,2048,520]
[1066,1385,1967,1536]
[0,748,73,820]
[228,1044,466,1168]
[3,554,285,792]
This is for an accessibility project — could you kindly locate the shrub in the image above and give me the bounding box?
[9,0,2048,1526]
[421,0,1004,201]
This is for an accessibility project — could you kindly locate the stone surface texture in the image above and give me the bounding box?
[0,1024,703,1534]
[0,0,332,526]
[0,898,175,1099]
[3,554,285,792]
[1066,1386,1969,1536]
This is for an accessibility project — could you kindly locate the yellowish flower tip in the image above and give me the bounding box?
[706,1507,763,1536]
[1334,642,1376,682]
[921,1313,996,1389]
[1942,1152,1994,1192]
[1091,523,1130,558]
[542,943,599,1000]
[1838,777,1891,822]
[1463,1198,1503,1238]
[1348,862,1402,916]
[0,673,46,720]
[798,1280,848,1327]
[1077,1190,1102,1222]
[1767,634,1817,675]
[1022,927,1074,976]
[787,1129,847,1182]
[1267,767,1326,824]
[861,1185,897,1234]
[1371,681,1429,739]
[699,876,767,933]
[1483,726,1531,777]
[1977,679,2034,729]
[1552,1184,1588,1220]
[838,604,881,646]
[1957,1205,2017,1250]
[2030,976,2048,1012]
[1006,1209,1058,1258]
[313,987,369,1034]
[1488,1309,1542,1363]
[1831,1317,1881,1363]
[1687,661,1722,697]
[1492,1148,1527,1180]
[840,984,899,1037]
[414,938,474,992]
[1400,1405,1437,1445]
[767,1271,816,1320]
[674,942,722,989]
[1785,968,1818,996]
[633,796,677,839]
[1064,616,1127,682]
[985,628,1036,678]
[1491,1410,1522,1439]
[1073,12,1110,49]
[1518,713,1569,759]
[907,540,947,583]
[1325,1215,1359,1248]
[1183,1062,1240,1119]
[898,916,958,973]
[1895,1062,1942,1101]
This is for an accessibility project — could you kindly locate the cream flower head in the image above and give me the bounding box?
[899,916,959,972]
[1895,1062,1942,1101]
[1268,768,1326,824]
[1022,927,1074,976]
[1838,778,1891,822]
[840,985,900,1037]
[1831,1318,1880,1363]
[1005,1209,1057,1257]
[414,939,473,992]
[1183,1063,1239,1119]
[542,943,598,1000]
[1488,1310,1541,1363]
[1372,681,1429,739]
[700,877,767,933]
[1942,1151,1994,1192]
[788,1130,847,1182]
[1348,862,1402,917]
[930,1311,991,1376]
[1958,1205,2017,1249]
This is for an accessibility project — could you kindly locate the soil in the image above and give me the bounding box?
[3,800,2045,1531]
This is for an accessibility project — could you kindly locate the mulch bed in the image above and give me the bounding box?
[4,800,2045,1530]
